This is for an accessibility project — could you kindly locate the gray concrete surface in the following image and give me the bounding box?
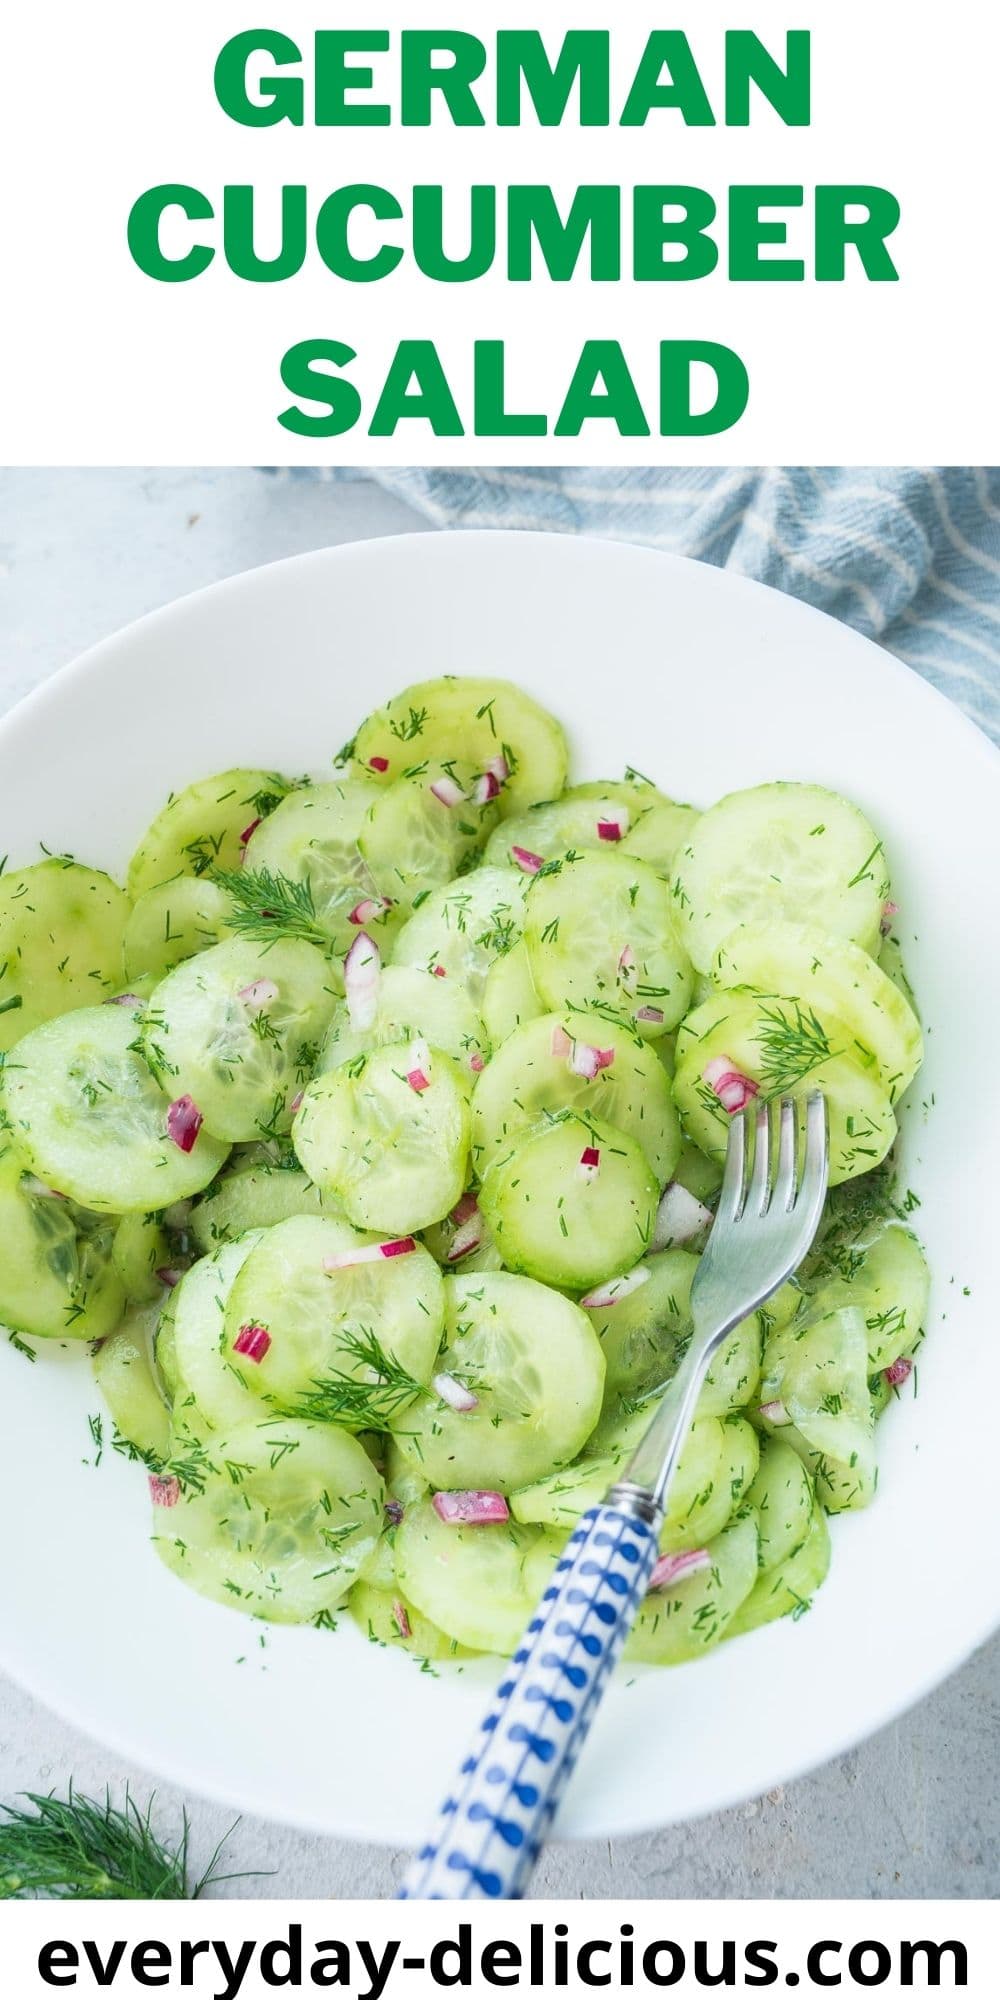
[0,467,996,1900]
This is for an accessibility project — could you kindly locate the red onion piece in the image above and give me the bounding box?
[652,1182,713,1250]
[472,770,501,806]
[343,931,381,1031]
[324,1237,417,1272]
[617,944,636,975]
[433,1371,479,1413]
[759,1398,790,1425]
[349,895,392,927]
[551,1023,572,1058]
[233,1321,271,1363]
[432,964,447,979]
[597,809,630,842]
[103,993,145,1009]
[884,1357,912,1387]
[391,1599,412,1640]
[407,1068,431,1093]
[239,817,261,848]
[238,978,279,1014]
[447,1196,484,1262]
[148,1474,180,1509]
[486,753,510,785]
[166,1095,203,1153]
[636,1006,665,1025]
[580,1265,651,1310]
[880,898,900,937]
[290,1090,304,1115]
[155,1266,184,1290]
[648,1548,711,1592]
[577,1145,601,1182]
[469,1051,485,1074]
[432,1490,509,1525]
[569,1040,615,1081]
[384,1498,405,1527]
[512,845,544,875]
[21,1175,66,1200]
[368,755,390,774]
[429,775,467,808]
[451,1193,479,1224]
[703,1056,759,1114]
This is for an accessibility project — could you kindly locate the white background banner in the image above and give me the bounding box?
[0,0,997,464]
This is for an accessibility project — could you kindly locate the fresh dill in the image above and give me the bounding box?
[755,999,837,1094]
[212,867,332,953]
[294,1329,423,1429]
[0,1787,255,1900]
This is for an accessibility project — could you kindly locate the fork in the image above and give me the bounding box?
[399,1091,829,1900]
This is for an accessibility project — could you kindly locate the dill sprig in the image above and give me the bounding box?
[755,999,838,1094]
[213,867,332,953]
[0,1787,253,1900]
[295,1328,423,1429]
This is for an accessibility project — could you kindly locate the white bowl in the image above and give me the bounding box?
[1,530,997,1847]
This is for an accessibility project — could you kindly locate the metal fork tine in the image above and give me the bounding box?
[746,1100,772,1215]
[799,1090,830,1232]
[717,1107,747,1220]
[774,1096,797,1213]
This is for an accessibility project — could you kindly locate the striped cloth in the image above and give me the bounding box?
[346,467,1000,743]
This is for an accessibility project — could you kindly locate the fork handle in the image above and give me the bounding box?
[398,1500,660,1900]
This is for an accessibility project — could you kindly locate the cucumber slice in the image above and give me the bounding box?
[624,1512,760,1664]
[169,1233,266,1435]
[223,1214,444,1428]
[512,1410,758,1557]
[143,938,336,1144]
[352,676,568,817]
[392,1271,604,1493]
[123,875,234,983]
[128,769,291,900]
[671,782,890,972]
[112,1211,173,1303]
[153,1418,384,1625]
[483,788,656,870]
[697,1313,763,1418]
[673,990,897,1186]
[804,1218,928,1371]
[390,867,528,999]
[877,928,920,1018]
[348,1580,472,1660]
[190,1163,339,1251]
[622,796,701,875]
[1,1006,229,1212]
[471,1011,681,1185]
[744,1437,814,1572]
[319,964,488,1082]
[93,1303,171,1466]
[292,1043,471,1234]
[728,1505,831,1638]
[712,919,922,1103]
[0,860,128,1052]
[393,1497,540,1654]
[359,782,495,913]
[525,849,693,1039]
[479,1113,658,1290]
[480,939,542,1046]
[243,780,393,955]
[760,1302,876,1513]
[673,1136,723,1202]
[0,1140,124,1342]
[583,1248,697,1404]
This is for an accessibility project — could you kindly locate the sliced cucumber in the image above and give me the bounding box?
[622,795,701,875]
[169,1233,266,1435]
[480,939,543,1045]
[292,1043,470,1234]
[525,849,693,1037]
[1,1006,229,1212]
[359,782,495,913]
[224,1214,444,1428]
[190,1163,339,1251]
[624,1512,760,1664]
[673,990,897,1186]
[471,1011,681,1185]
[698,1313,763,1417]
[352,676,568,817]
[128,769,291,900]
[142,937,335,1145]
[0,860,128,1052]
[393,1497,540,1654]
[0,1140,124,1342]
[712,919,922,1103]
[483,786,667,870]
[512,1409,758,1557]
[390,867,528,999]
[153,1418,384,1625]
[479,1113,658,1290]
[243,779,393,955]
[319,964,488,1081]
[760,1302,876,1513]
[112,1211,173,1303]
[744,1437,814,1572]
[671,782,890,972]
[583,1248,696,1405]
[804,1219,928,1371]
[728,1505,831,1638]
[124,875,234,983]
[392,1271,604,1493]
[878,927,920,1017]
[93,1303,171,1465]
[348,1580,472,1660]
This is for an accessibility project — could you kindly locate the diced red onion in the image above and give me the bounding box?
[391,1599,412,1639]
[233,1321,272,1363]
[451,1193,479,1224]
[472,770,501,806]
[290,1090,304,1115]
[486,753,510,785]
[368,755,390,774]
[569,1040,615,1080]
[21,1175,66,1200]
[577,1145,601,1183]
[447,1197,483,1262]
[703,1055,759,1114]
[432,1490,509,1525]
[405,1037,432,1092]
[884,1357,912,1388]
[166,1095,203,1153]
[597,808,630,841]
[407,1067,431,1093]
[648,1548,711,1592]
[429,775,467,808]
[512,845,544,875]
[432,964,447,979]
[349,895,391,926]
[551,1023,572,1058]
[149,1474,180,1509]
[238,978,279,1015]
[433,1371,479,1413]
[636,1006,665,1025]
[344,931,381,1030]
[469,1051,485,1073]
[759,1398,790,1425]
[880,898,900,937]
[103,993,145,1009]
[651,1182,713,1250]
[239,818,261,848]
[617,944,636,976]
[155,1266,184,1290]
[384,1498,405,1527]
[324,1237,417,1271]
[580,1265,651,1310]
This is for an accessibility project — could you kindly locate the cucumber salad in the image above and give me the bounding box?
[0,675,929,1667]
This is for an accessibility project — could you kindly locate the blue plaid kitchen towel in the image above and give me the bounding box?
[339,467,1000,743]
